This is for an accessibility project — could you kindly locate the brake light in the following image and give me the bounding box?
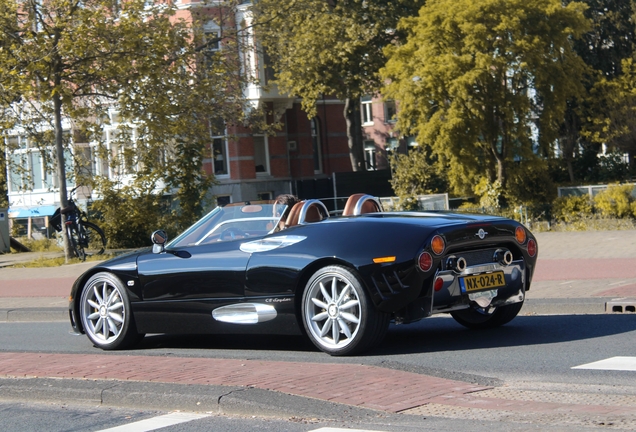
[527,239,537,257]
[515,226,526,244]
[418,251,433,272]
[431,235,445,255]
[434,277,444,291]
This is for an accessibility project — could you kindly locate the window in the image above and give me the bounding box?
[6,136,56,192]
[384,100,397,123]
[216,195,231,207]
[364,140,376,171]
[257,191,272,201]
[203,21,221,68]
[253,135,269,174]
[211,119,228,176]
[311,118,322,173]
[204,30,220,52]
[361,96,373,125]
[212,137,228,176]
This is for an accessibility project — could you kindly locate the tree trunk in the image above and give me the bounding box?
[344,97,366,172]
[53,92,72,261]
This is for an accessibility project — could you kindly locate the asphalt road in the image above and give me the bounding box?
[1,230,636,430]
[2,312,635,387]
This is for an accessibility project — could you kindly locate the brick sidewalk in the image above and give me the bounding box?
[0,352,634,417]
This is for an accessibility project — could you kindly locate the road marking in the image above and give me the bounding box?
[95,412,210,432]
[572,356,636,371]
[559,280,575,285]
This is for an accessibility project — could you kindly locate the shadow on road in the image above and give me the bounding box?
[372,313,636,356]
[129,314,636,356]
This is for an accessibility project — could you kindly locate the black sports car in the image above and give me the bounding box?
[69,194,538,356]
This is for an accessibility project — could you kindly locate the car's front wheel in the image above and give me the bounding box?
[79,272,140,350]
[450,301,524,329]
[302,265,389,356]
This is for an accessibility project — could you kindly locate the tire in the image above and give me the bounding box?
[79,272,140,350]
[450,301,524,329]
[67,225,85,261]
[79,221,106,256]
[301,265,389,356]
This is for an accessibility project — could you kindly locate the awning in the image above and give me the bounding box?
[8,205,58,219]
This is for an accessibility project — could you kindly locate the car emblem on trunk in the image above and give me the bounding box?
[476,228,488,239]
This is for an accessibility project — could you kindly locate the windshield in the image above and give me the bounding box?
[168,201,286,248]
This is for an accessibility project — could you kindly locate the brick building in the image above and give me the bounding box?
[6,0,400,231]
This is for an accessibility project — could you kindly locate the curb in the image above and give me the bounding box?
[0,308,68,323]
[0,377,385,420]
[3,298,634,323]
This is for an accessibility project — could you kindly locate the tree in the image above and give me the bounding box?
[382,0,590,198]
[253,0,424,172]
[389,145,447,209]
[0,0,251,256]
[559,0,636,183]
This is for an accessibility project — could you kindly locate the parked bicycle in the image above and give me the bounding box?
[50,186,107,261]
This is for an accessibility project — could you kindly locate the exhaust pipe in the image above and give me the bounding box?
[494,249,513,266]
[446,256,467,272]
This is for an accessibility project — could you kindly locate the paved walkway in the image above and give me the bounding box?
[0,230,635,424]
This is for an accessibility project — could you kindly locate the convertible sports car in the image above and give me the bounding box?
[69,193,538,356]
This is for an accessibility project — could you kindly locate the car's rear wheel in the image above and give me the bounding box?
[450,301,524,329]
[302,265,389,356]
[79,272,140,350]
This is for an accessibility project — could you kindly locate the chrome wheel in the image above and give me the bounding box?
[80,272,137,350]
[302,265,389,356]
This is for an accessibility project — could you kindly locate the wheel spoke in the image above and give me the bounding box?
[93,285,103,303]
[102,283,108,307]
[102,320,110,339]
[106,289,117,306]
[337,317,352,338]
[107,317,119,335]
[109,312,124,323]
[311,298,328,310]
[336,284,351,304]
[319,319,332,337]
[87,312,100,320]
[312,311,328,322]
[108,302,123,312]
[87,299,100,309]
[319,282,332,303]
[339,299,359,311]
[340,312,360,324]
[94,317,104,335]
[332,319,340,344]
[331,277,338,304]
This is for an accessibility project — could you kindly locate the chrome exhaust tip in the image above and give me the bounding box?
[446,256,467,272]
[494,249,513,266]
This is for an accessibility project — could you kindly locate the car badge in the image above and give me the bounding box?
[476,228,488,239]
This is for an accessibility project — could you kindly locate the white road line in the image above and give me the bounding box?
[95,412,210,432]
[559,280,575,285]
[310,429,388,432]
[572,356,636,371]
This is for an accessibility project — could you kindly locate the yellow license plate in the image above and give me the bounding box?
[461,271,506,293]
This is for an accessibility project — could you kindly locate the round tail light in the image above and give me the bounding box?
[527,238,537,257]
[418,251,433,272]
[515,226,526,244]
[431,235,445,255]
[434,277,444,291]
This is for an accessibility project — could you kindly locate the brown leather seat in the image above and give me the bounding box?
[342,194,382,216]
[285,200,329,228]
[284,201,305,228]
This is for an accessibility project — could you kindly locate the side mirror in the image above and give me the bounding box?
[151,230,168,254]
